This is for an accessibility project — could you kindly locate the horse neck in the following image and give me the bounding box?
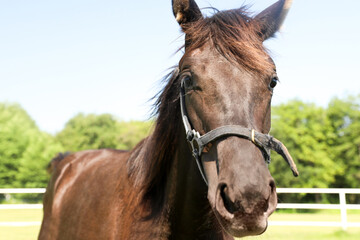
[165,131,230,240]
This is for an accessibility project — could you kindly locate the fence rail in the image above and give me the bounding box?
[0,188,46,194]
[275,188,360,230]
[1,188,360,229]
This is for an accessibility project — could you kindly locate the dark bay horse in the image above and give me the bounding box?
[39,0,298,239]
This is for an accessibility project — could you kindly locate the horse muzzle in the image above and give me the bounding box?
[213,178,277,238]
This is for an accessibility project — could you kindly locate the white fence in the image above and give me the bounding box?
[1,188,360,229]
[274,188,360,230]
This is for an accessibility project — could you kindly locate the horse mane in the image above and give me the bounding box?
[127,68,181,218]
[182,7,273,76]
[47,152,71,174]
[128,6,273,219]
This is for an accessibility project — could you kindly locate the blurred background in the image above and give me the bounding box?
[0,0,359,239]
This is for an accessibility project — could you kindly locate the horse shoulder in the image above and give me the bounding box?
[40,149,131,240]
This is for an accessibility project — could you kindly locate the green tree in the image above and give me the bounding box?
[0,103,38,187]
[269,100,343,190]
[56,113,121,151]
[327,95,360,189]
[117,120,153,150]
[56,113,153,151]
[0,103,63,189]
[16,132,63,188]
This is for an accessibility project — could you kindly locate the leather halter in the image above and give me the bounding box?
[178,70,299,185]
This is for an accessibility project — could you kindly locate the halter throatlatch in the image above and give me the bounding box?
[179,70,299,185]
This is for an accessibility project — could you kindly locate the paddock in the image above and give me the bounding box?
[1,209,360,240]
[1,188,360,239]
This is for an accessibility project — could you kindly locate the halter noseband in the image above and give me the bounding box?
[178,69,299,185]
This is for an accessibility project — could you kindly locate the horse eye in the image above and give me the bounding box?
[183,75,192,89]
[269,77,278,89]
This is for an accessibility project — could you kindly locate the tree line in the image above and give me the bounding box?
[0,95,359,203]
[0,105,152,189]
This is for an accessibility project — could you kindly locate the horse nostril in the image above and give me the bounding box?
[269,179,276,193]
[219,184,241,214]
[266,179,277,214]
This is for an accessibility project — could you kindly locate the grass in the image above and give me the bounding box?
[247,210,360,240]
[248,227,360,240]
[0,209,359,240]
[0,209,42,240]
[0,209,42,222]
[0,226,41,240]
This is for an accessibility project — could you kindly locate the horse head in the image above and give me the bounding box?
[172,0,298,237]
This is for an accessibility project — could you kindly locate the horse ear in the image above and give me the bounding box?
[255,0,293,40]
[172,0,202,29]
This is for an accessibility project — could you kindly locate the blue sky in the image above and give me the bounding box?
[1,0,359,133]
